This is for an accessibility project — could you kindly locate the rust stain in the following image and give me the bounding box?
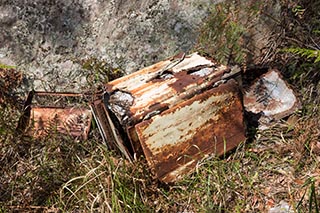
[103,53,231,125]
[126,126,144,157]
[135,80,245,182]
[168,70,202,92]
[105,60,172,92]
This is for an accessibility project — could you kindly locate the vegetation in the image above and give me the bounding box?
[195,1,250,65]
[0,0,319,212]
[0,66,22,108]
[284,48,320,63]
[79,57,124,87]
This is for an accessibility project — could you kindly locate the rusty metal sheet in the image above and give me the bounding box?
[89,52,245,182]
[244,69,300,127]
[104,52,233,126]
[27,107,91,139]
[90,99,133,161]
[17,91,92,140]
[134,79,246,183]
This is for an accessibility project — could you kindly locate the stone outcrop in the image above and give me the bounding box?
[0,0,281,93]
[0,0,214,91]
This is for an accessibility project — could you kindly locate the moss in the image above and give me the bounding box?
[0,66,22,108]
[80,57,124,85]
[0,63,16,69]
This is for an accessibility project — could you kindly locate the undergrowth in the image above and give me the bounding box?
[195,1,249,65]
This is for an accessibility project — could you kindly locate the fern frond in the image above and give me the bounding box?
[284,47,320,63]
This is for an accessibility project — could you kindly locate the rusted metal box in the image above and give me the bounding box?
[17,91,92,140]
[91,53,246,182]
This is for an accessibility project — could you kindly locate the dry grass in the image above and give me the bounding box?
[1,92,319,212]
[1,0,320,212]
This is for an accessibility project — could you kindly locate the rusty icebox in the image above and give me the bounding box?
[91,52,246,182]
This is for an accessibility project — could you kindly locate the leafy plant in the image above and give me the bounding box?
[195,0,263,66]
[0,63,16,69]
[284,47,320,63]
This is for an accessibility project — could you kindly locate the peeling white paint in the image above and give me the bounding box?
[138,93,231,154]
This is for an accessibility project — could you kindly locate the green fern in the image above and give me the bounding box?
[285,47,320,63]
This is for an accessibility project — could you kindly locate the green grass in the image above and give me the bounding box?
[59,146,152,212]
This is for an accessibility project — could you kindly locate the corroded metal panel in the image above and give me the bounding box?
[91,99,133,161]
[91,52,245,182]
[104,53,232,126]
[17,91,92,140]
[135,80,246,183]
[27,107,91,139]
[93,53,242,171]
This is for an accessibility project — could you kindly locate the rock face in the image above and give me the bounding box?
[0,0,215,92]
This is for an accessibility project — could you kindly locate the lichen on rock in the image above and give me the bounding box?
[0,0,214,92]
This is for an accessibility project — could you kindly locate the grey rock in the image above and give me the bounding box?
[0,0,279,93]
[0,0,214,92]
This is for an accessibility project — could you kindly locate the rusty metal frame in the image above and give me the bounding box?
[17,91,92,140]
[90,98,133,161]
